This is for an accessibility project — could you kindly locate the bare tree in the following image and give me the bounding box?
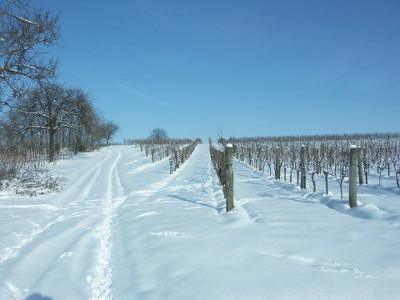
[0,0,59,105]
[101,121,119,145]
[148,128,168,143]
[15,83,83,162]
[0,1,122,178]
[71,93,101,152]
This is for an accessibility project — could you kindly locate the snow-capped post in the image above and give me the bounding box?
[358,147,364,185]
[225,143,234,212]
[349,145,359,208]
[300,145,306,189]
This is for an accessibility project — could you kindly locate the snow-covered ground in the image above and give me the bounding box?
[0,144,399,299]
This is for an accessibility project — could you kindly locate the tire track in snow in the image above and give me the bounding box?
[0,152,125,299]
[2,146,195,298]
[0,208,106,299]
[56,150,114,206]
[89,150,127,300]
[0,152,121,298]
[0,151,112,266]
[8,149,131,299]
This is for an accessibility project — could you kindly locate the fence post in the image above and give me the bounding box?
[300,145,306,189]
[275,147,281,180]
[311,172,316,192]
[358,147,364,185]
[225,144,234,212]
[349,145,358,208]
[323,171,329,194]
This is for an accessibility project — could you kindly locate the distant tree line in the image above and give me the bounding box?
[124,128,195,146]
[0,0,118,179]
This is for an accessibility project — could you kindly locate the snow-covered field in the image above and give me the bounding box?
[0,144,399,300]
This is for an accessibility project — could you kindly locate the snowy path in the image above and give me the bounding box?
[0,144,399,299]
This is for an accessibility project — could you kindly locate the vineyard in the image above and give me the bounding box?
[130,138,201,174]
[1,0,399,299]
[0,136,399,299]
[230,134,400,184]
[230,133,400,191]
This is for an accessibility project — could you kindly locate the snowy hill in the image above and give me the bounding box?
[0,144,399,299]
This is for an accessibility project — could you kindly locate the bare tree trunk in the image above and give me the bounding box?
[49,129,55,162]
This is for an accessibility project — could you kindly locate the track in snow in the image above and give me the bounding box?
[0,144,399,300]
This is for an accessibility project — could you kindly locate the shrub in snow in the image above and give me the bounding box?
[1,170,64,197]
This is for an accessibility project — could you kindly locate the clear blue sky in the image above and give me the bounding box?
[34,0,400,141]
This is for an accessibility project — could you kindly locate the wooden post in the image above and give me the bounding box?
[323,171,329,195]
[311,172,316,192]
[225,144,234,212]
[300,145,306,189]
[275,147,281,180]
[349,145,358,208]
[364,160,369,185]
[358,147,364,185]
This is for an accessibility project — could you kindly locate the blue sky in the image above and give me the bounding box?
[34,0,400,141]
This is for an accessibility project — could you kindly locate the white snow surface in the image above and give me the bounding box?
[0,144,399,300]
